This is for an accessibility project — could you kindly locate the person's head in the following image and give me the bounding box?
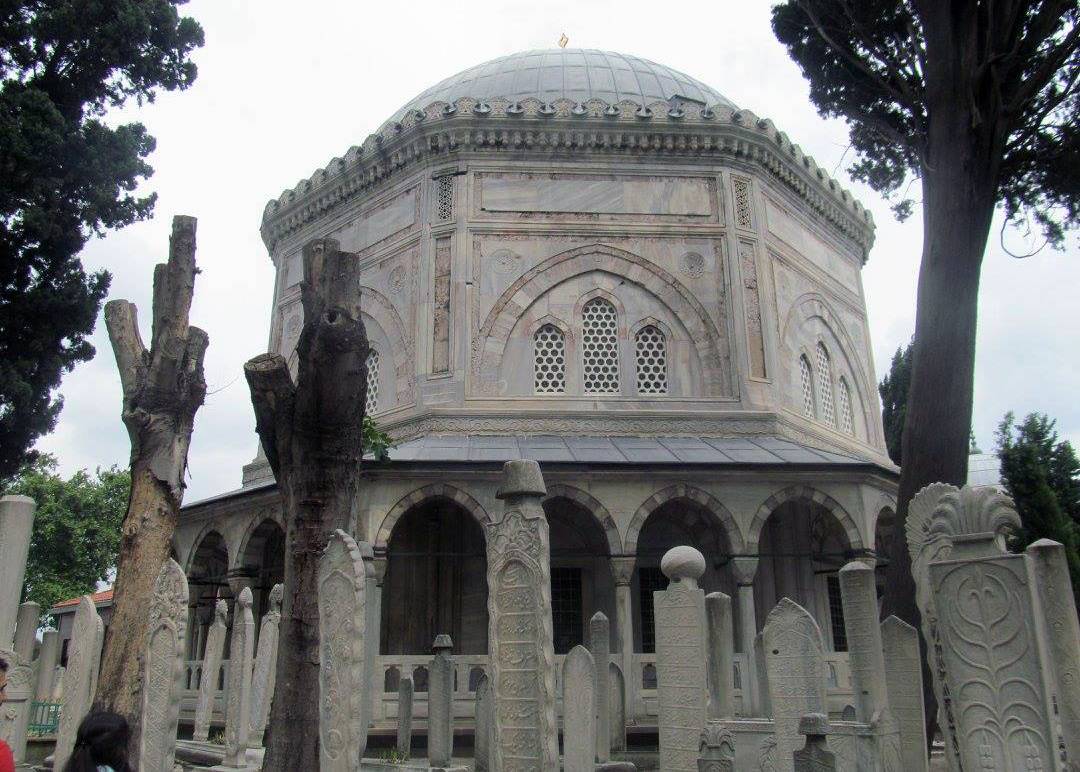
[0,657,7,705]
[61,711,132,772]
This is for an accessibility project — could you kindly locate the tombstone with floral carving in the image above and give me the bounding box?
[139,559,189,771]
[697,721,735,772]
[0,647,32,765]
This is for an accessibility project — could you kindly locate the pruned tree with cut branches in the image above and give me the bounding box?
[772,0,1080,746]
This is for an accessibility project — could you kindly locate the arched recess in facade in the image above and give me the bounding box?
[359,285,415,408]
[378,485,490,656]
[870,495,898,595]
[473,243,733,396]
[626,485,742,655]
[235,514,286,628]
[186,527,231,660]
[747,485,865,652]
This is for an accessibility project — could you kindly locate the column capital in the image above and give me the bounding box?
[610,556,636,586]
[226,575,254,599]
[730,557,759,586]
[373,556,388,585]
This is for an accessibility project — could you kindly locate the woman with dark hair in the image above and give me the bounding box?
[60,711,132,772]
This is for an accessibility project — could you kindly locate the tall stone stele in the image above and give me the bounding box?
[221,587,254,768]
[54,596,104,769]
[139,559,189,772]
[485,459,559,771]
[249,582,283,749]
[587,611,611,763]
[474,674,492,772]
[704,592,734,721]
[428,634,455,766]
[562,645,597,772]
[0,495,36,646]
[396,675,414,759]
[193,599,228,742]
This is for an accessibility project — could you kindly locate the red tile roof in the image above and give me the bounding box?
[52,589,113,609]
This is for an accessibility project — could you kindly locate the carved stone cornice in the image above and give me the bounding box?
[261,97,875,259]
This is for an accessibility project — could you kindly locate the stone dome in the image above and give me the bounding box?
[386,49,737,125]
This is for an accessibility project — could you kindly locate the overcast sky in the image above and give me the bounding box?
[38,0,1079,503]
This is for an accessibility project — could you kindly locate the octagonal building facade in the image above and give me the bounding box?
[175,50,899,735]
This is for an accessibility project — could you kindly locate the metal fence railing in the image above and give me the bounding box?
[28,701,62,736]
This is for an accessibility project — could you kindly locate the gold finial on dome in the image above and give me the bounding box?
[558,33,569,49]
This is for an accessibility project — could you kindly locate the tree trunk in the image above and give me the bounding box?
[247,238,368,771]
[94,216,208,758]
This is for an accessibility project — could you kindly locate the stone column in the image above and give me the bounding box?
[730,557,759,716]
[139,559,189,772]
[248,582,282,749]
[193,599,228,742]
[705,591,734,720]
[654,546,708,772]
[587,611,611,762]
[837,562,887,722]
[221,587,254,767]
[396,675,413,758]
[359,542,379,747]
[0,495,36,646]
[485,459,559,771]
[881,616,928,772]
[429,634,454,766]
[54,595,104,769]
[34,629,60,701]
[610,556,635,728]
[562,645,596,772]
[474,673,492,772]
[14,601,39,659]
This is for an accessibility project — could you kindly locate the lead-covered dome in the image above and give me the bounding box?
[387,49,737,125]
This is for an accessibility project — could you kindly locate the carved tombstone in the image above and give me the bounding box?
[588,612,611,763]
[222,587,254,767]
[485,460,559,771]
[34,630,60,702]
[562,645,597,772]
[249,582,283,749]
[54,595,104,769]
[753,632,771,717]
[318,529,367,772]
[139,559,189,772]
[193,598,228,742]
[697,721,735,772]
[50,666,66,702]
[880,616,927,772]
[917,484,1060,771]
[837,562,887,724]
[0,648,32,766]
[396,675,414,759]
[429,635,454,766]
[474,674,492,772]
[609,661,626,754]
[762,598,827,772]
[704,592,734,720]
[653,546,709,772]
[0,495,36,647]
[792,714,836,772]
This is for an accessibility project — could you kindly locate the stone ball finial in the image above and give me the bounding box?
[660,546,706,582]
[798,713,830,737]
[496,459,547,499]
[432,634,454,652]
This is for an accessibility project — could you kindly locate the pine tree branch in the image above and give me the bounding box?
[1007,11,1080,112]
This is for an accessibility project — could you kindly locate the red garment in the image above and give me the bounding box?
[0,739,15,772]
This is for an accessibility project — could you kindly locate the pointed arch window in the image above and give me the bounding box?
[799,355,815,418]
[365,349,380,415]
[816,343,836,428]
[533,324,566,394]
[838,377,854,435]
[582,298,620,394]
[635,325,667,394]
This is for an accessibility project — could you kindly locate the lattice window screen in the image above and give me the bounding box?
[582,298,620,394]
[733,177,753,229]
[838,377,854,435]
[533,324,566,394]
[364,349,380,415]
[635,326,668,394]
[816,344,836,427]
[799,355,815,418]
[436,176,453,220]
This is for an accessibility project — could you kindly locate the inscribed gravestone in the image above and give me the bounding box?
[705,592,734,720]
[762,598,827,772]
[139,559,189,772]
[318,529,367,772]
[837,562,886,723]
[486,460,559,771]
[588,612,611,763]
[13,601,39,659]
[193,599,228,742]
[54,595,103,769]
[474,674,492,772]
[562,645,596,772]
[697,721,735,772]
[609,662,625,754]
[249,582,283,749]
[0,647,31,766]
[880,617,927,772]
[654,546,708,772]
[429,634,454,766]
[396,675,413,758]
[0,495,35,647]
[34,630,60,702]
[222,587,254,767]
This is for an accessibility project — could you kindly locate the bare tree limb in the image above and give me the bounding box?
[103,300,148,399]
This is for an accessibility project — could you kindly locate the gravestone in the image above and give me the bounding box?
[193,599,228,742]
[485,459,559,771]
[697,721,735,772]
[396,675,413,758]
[762,598,827,772]
[562,645,597,772]
[609,662,626,753]
[654,546,708,772]
[0,495,36,646]
[318,529,367,772]
[13,601,40,659]
[139,558,189,772]
[704,592,734,720]
[837,562,887,723]
[753,633,771,716]
[54,595,103,769]
[792,714,835,772]
[221,587,254,767]
[0,647,32,766]
[429,634,454,766]
[249,582,283,749]
[34,630,60,701]
[588,612,611,763]
[474,674,492,772]
[922,485,1059,771]
[359,542,378,749]
[880,617,927,772]
[50,666,66,702]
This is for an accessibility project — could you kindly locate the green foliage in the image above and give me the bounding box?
[771,0,1080,245]
[378,746,409,763]
[3,455,129,626]
[996,412,1080,596]
[362,414,394,463]
[0,1,204,481]
[878,339,912,466]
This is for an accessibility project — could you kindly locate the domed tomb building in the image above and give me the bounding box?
[175,50,898,731]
